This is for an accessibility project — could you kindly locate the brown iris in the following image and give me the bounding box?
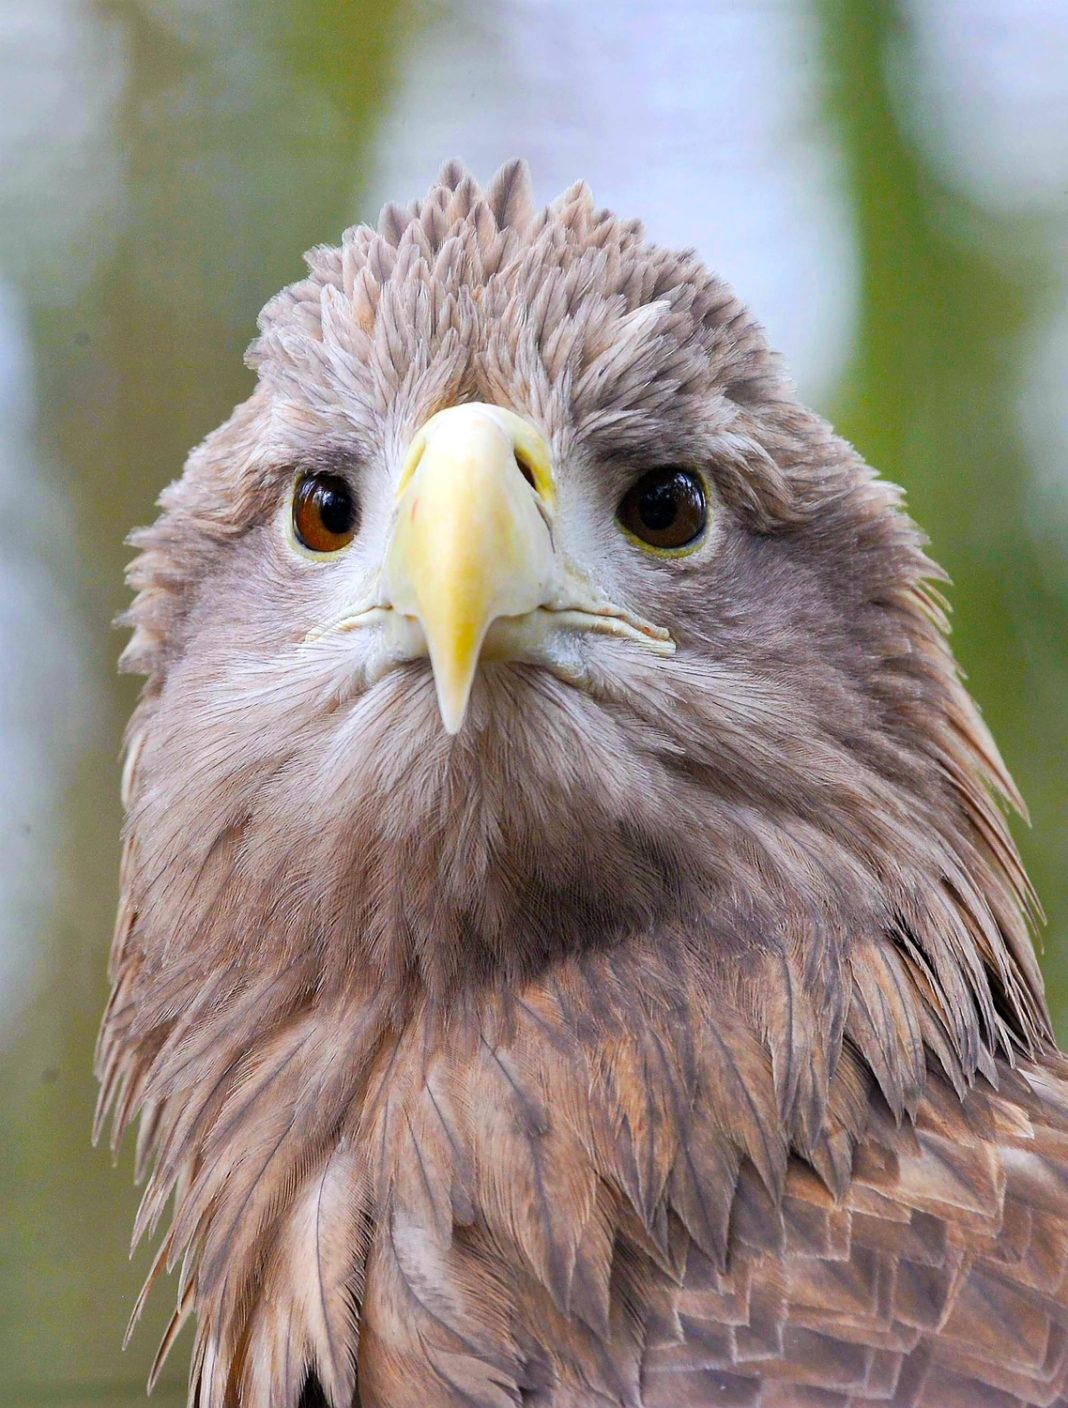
[293,474,358,552]
[618,468,707,552]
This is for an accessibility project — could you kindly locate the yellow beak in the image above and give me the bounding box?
[384,403,556,733]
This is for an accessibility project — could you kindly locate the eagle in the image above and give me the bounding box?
[96,161,1068,1408]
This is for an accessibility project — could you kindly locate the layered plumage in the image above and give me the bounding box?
[97,161,1068,1406]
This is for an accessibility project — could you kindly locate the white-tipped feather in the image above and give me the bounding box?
[241,1144,368,1408]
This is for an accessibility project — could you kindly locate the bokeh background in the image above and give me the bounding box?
[1,0,1067,1402]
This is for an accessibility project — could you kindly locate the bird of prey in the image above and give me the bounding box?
[96,162,1068,1408]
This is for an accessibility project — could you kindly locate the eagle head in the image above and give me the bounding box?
[97,161,1050,1408]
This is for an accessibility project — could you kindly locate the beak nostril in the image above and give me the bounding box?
[514,450,537,492]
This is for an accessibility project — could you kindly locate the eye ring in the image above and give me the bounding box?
[292,473,359,554]
[617,468,708,555]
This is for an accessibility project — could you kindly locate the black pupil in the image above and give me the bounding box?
[316,480,353,534]
[638,479,681,531]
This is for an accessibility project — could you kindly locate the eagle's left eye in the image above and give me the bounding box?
[293,474,359,552]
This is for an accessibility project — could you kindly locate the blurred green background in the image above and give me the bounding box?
[1,0,1066,1402]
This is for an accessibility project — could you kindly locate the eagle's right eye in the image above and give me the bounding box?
[292,474,359,553]
[618,468,707,554]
